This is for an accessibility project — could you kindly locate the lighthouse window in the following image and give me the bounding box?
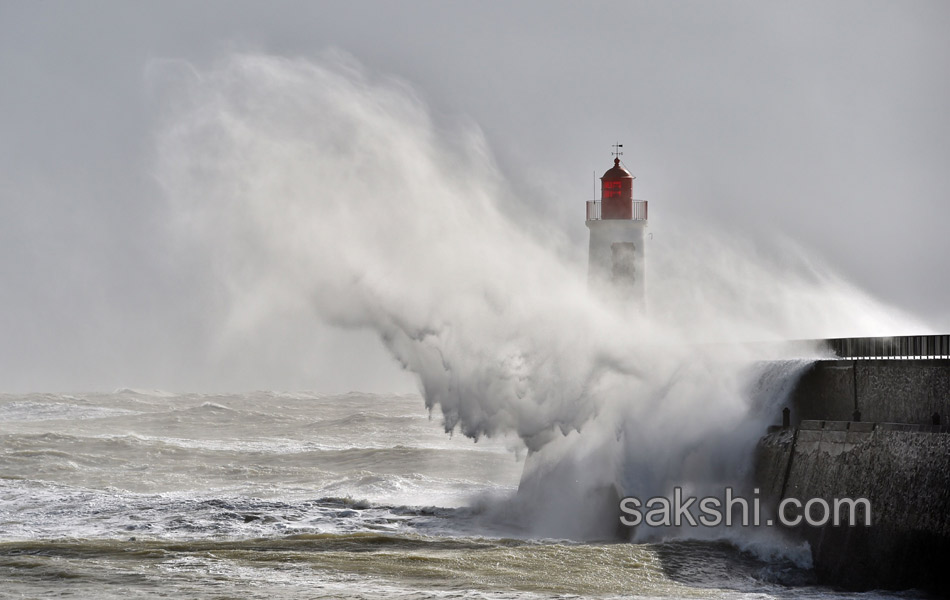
[602,180,622,198]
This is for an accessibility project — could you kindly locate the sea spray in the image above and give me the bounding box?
[511,354,821,541]
[154,51,924,543]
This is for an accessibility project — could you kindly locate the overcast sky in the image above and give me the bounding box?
[1,1,948,393]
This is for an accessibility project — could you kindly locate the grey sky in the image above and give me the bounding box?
[1,1,948,392]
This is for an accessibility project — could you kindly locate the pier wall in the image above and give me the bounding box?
[786,359,950,426]
[756,355,950,593]
[756,422,950,592]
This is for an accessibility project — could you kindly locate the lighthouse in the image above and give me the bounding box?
[586,147,648,306]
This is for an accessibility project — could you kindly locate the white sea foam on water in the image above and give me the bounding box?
[0,391,522,549]
[0,392,521,510]
[0,391,925,599]
[0,399,137,422]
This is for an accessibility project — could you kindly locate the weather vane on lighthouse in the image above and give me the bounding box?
[585,144,648,308]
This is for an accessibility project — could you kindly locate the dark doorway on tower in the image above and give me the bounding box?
[610,242,637,290]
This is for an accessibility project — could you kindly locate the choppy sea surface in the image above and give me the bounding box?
[0,391,925,598]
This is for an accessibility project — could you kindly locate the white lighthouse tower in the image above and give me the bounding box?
[586,147,648,306]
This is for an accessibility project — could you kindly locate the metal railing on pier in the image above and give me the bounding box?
[585,200,648,221]
[822,334,950,359]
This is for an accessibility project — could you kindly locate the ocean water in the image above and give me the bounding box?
[0,391,923,599]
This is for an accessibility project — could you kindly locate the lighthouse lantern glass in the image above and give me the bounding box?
[602,180,622,199]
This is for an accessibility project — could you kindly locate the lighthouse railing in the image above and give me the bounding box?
[586,200,648,221]
[821,334,950,360]
[586,201,601,220]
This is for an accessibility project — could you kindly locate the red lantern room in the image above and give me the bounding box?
[600,158,634,219]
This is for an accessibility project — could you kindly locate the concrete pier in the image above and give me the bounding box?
[784,359,950,427]
[755,340,950,594]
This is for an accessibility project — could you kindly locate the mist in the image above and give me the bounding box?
[152,52,927,542]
